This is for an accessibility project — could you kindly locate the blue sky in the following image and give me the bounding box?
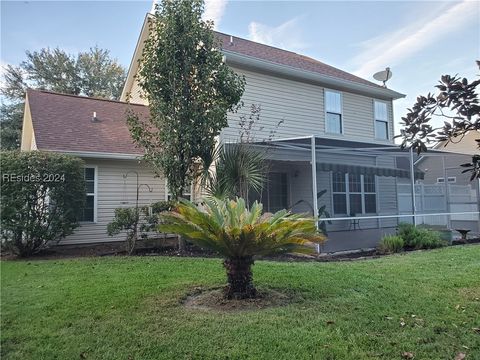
[1,0,479,135]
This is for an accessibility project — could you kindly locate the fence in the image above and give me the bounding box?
[397,183,479,226]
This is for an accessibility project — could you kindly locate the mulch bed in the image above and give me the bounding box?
[182,287,293,312]
[3,237,479,262]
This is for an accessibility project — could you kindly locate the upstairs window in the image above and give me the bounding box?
[325,90,342,134]
[374,101,389,140]
[80,167,96,222]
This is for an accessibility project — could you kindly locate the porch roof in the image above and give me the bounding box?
[228,135,468,180]
[262,135,471,157]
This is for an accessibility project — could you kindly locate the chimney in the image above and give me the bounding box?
[91,111,99,122]
[229,35,234,46]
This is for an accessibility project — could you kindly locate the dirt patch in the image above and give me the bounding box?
[182,287,294,312]
[458,287,480,301]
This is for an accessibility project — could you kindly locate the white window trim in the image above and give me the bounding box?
[80,166,98,223]
[331,173,377,215]
[437,177,445,183]
[373,100,389,140]
[165,182,193,201]
[448,177,456,183]
[324,89,344,135]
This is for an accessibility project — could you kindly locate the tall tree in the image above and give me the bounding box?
[0,47,126,149]
[0,103,23,150]
[398,61,480,180]
[127,0,245,200]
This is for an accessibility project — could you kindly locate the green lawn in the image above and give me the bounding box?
[2,246,479,360]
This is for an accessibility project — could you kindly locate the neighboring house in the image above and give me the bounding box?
[23,14,444,251]
[416,131,479,186]
[413,131,480,233]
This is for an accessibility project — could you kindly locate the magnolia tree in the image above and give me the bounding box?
[127,0,245,201]
[398,61,480,180]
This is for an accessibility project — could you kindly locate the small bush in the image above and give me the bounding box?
[397,223,447,250]
[107,201,176,255]
[1,151,85,256]
[378,235,404,254]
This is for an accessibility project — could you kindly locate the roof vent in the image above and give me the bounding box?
[91,111,99,122]
[229,35,234,46]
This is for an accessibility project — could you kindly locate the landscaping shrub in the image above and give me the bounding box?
[160,197,325,299]
[1,151,85,256]
[378,235,404,254]
[107,207,143,255]
[107,201,176,255]
[397,223,447,250]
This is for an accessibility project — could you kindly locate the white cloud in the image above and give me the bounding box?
[248,17,309,52]
[150,0,227,29]
[150,0,159,14]
[203,0,228,29]
[352,0,479,78]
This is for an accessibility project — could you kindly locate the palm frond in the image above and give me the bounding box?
[159,197,325,257]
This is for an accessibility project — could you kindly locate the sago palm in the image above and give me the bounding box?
[160,197,325,299]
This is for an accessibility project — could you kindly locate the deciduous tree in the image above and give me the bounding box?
[0,47,126,149]
[126,0,245,200]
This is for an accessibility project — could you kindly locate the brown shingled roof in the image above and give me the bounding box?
[214,31,382,89]
[27,89,148,155]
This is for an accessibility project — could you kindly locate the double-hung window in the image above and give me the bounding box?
[166,183,192,201]
[332,173,376,215]
[325,90,342,134]
[80,167,96,222]
[374,101,389,140]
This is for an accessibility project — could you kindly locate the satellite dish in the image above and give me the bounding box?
[373,67,392,87]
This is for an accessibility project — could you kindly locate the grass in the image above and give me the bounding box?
[2,246,480,360]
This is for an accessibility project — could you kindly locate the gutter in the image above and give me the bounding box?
[223,50,406,100]
[44,149,142,160]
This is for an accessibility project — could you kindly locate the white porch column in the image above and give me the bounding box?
[409,147,417,226]
[311,136,320,252]
[442,156,451,228]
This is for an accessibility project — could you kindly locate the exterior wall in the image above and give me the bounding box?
[435,130,479,155]
[127,78,146,105]
[220,67,395,144]
[126,66,395,145]
[63,158,166,245]
[20,99,37,151]
[418,154,474,186]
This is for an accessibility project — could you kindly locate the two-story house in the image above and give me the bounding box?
[21,14,416,251]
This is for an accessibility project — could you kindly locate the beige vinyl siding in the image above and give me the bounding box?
[21,99,36,151]
[221,67,394,143]
[222,67,324,141]
[63,159,166,245]
[436,130,479,155]
[127,79,147,105]
[126,65,394,144]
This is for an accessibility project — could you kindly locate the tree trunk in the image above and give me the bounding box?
[178,235,186,253]
[223,256,256,299]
